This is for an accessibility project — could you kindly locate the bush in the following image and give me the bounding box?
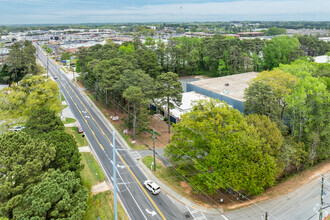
[163,117,168,122]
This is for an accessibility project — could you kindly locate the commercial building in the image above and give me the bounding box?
[237,32,264,37]
[187,72,259,113]
[150,91,210,124]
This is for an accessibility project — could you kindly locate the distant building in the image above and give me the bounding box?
[237,32,264,37]
[185,32,214,37]
[187,72,259,113]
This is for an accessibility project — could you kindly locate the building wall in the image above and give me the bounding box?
[186,83,245,113]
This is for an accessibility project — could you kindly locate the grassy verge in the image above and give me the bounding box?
[65,127,88,147]
[61,104,68,111]
[142,156,185,197]
[80,153,128,220]
[84,191,128,220]
[142,155,162,171]
[80,152,105,190]
[63,117,76,124]
[60,93,65,101]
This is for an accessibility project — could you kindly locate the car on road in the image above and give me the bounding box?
[54,75,58,79]
[144,180,160,195]
[10,125,25,131]
[77,126,84,133]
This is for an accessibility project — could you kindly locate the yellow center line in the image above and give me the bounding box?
[43,52,166,220]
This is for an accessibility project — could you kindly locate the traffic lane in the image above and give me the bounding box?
[57,69,159,220]
[59,75,152,220]
[57,66,183,219]
[56,64,175,219]
[38,49,179,219]
[37,54,148,220]
[118,149,182,219]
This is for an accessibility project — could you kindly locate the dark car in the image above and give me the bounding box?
[78,126,84,133]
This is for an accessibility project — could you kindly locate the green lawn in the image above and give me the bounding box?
[60,93,65,101]
[63,117,76,124]
[80,153,128,220]
[142,155,162,171]
[65,127,88,147]
[142,156,187,198]
[84,191,128,220]
[80,152,105,190]
[61,104,68,111]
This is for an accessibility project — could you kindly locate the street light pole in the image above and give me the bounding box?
[47,54,49,77]
[113,131,117,220]
[153,129,156,172]
[319,175,324,220]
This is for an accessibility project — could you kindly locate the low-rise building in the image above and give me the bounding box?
[150,91,210,124]
[187,72,259,113]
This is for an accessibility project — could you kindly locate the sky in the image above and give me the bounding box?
[0,0,329,25]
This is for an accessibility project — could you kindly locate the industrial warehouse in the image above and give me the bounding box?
[150,72,259,123]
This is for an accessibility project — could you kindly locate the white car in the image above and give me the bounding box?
[144,180,161,195]
[10,126,25,131]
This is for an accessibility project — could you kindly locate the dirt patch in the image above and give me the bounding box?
[180,181,193,195]
[92,181,110,195]
[79,84,172,150]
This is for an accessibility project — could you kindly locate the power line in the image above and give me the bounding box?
[166,126,279,219]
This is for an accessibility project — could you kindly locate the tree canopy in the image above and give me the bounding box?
[0,132,56,217]
[244,60,329,171]
[0,75,61,125]
[166,99,278,195]
[12,169,88,219]
[1,41,37,84]
[262,36,302,70]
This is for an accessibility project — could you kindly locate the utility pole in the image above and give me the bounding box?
[153,129,156,172]
[265,212,268,220]
[113,131,117,220]
[59,84,63,119]
[319,175,324,220]
[47,54,49,77]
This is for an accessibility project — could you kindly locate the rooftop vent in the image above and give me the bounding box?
[225,83,229,86]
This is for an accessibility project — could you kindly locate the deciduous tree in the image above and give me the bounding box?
[166,99,277,195]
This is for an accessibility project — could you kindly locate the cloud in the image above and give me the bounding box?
[0,0,329,24]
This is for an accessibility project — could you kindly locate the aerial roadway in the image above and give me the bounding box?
[34,44,229,220]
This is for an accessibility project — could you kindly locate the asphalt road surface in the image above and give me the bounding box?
[35,45,328,220]
[34,45,231,220]
[35,47,181,220]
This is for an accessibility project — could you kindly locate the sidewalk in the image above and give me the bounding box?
[138,158,222,215]
[71,82,223,215]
